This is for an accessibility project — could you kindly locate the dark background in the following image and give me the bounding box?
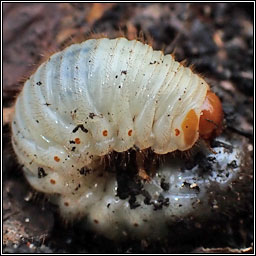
[3,3,253,253]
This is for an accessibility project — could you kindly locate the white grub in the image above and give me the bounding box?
[11,38,240,240]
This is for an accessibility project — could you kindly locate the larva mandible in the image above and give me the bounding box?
[11,37,224,238]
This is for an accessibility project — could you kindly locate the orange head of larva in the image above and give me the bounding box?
[199,90,223,140]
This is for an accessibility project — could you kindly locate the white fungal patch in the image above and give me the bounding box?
[11,37,215,239]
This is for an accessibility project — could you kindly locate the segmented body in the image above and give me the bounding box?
[12,38,208,194]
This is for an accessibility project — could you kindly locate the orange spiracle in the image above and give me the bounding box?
[181,109,198,146]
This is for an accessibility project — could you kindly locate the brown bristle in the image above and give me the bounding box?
[180,59,188,67]
[187,63,194,71]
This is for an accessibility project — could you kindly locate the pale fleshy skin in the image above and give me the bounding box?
[12,38,208,188]
[11,38,213,238]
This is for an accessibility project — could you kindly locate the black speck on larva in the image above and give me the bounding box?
[38,167,47,178]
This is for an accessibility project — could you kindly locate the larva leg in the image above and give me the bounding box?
[135,151,151,182]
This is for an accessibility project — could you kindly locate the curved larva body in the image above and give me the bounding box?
[11,37,249,241]
[12,38,209,193]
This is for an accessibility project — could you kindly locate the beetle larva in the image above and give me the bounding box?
[11,37,225,239]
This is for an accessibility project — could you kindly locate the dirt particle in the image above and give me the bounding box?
[79,167,90,175]
[75,184,81,191]
[38,167,47,178]
[73,124,88,133]
[160,178,170,191]
[89,113,96,119]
